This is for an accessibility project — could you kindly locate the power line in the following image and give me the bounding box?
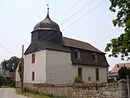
[0,44,14,55]
[60,0,96,25]
[63,0,81,15]
[57,0,82,22]
[63,0,106,31]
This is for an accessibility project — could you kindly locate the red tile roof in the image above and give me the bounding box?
[110,63,130,73]
[9,72,15,78]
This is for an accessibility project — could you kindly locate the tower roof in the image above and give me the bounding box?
[33,7,60,31]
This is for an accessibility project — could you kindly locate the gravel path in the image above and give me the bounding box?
[0,88,32,98]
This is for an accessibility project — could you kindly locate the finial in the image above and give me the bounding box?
[47,4,49,17]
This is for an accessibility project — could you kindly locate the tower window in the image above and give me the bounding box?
[32,53,35,63]
[96,68,99,81]
[74,50,81,60]
[32,72,35,81]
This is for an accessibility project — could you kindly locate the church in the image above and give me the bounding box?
[22,8,109,85]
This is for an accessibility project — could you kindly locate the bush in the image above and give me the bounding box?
[74,77,84,83]
[118,66,130,80]
[6,79,15,87]
[0,76,6,86]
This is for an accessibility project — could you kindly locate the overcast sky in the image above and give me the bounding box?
[0,0,129,70]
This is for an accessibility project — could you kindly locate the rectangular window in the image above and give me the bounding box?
[88,77,91,81]
[92,53,98,62]
[74,50,81,60]
[32,53,35,63]
[78,67,82,79]
[96,68,99,81]
[32,72,35,81]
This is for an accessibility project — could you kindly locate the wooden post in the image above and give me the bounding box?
[22,45,24,92]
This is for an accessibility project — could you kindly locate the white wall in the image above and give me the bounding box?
[24,49,108,84]
[46,50,76,84]
[46,50,108,84]
[24,50,46,83]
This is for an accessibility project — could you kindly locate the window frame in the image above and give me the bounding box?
[32,71,35,81]
[74,50,81,60]
[92,53,98,62]
[78,67,82,79]
[32,53,35,63]
[96,68,99,81]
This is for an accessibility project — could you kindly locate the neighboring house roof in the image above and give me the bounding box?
[0,69,11,78]
[62,37,104,53]
[9,72,15,78]
[110,63,130,73]
[0,69,15,78]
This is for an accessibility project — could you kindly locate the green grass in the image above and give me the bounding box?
[16,88,52,98]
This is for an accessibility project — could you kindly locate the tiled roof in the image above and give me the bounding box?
[9,72,15,78]
[110,63,130,73]
[62,37,104,53]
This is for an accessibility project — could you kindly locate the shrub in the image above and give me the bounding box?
[6,79,15,87]
[118,66,130,80]
[74,77,84,83]
[0,76,6,86]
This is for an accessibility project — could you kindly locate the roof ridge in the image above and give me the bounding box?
[63,37,89,44]
[62,37,104,53]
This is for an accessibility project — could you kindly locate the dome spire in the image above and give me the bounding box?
[46,4,50,18]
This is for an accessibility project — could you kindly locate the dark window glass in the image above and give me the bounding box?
[88,77,91,81]
[32,72,35,81]
[78,67,82,79]
[32,54,35,63]
[96,68,99,81]
[92,53,98,62]
[74,50,81,60]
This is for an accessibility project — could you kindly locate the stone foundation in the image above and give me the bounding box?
[23,80,129,98]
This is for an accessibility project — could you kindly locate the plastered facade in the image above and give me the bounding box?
[24,50,108,84]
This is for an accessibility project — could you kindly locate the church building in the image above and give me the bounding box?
[23,8,109,85]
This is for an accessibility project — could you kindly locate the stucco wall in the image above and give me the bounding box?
[46,50,75,84]
[24,50,46,83]
[46,50,108,84]
[23,49,108,84]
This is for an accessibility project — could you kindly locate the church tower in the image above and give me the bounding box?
[25,7,66,55]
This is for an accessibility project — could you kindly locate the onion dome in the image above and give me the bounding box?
[33,8,60,31]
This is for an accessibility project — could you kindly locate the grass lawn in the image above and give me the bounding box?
[16,88,52,98]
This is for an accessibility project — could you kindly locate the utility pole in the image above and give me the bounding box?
[127,75,130,98]
[21,45,24,92]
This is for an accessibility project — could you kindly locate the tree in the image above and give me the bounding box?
[1,56,20,72]
[0,76,6,86]
[105,0,130,60]
[118,66,130,80]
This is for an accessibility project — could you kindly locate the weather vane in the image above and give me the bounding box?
[47,4,49,10]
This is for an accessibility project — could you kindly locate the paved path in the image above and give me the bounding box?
[0,88,32,98]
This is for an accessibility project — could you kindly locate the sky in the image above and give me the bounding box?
[0,0,129,70]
